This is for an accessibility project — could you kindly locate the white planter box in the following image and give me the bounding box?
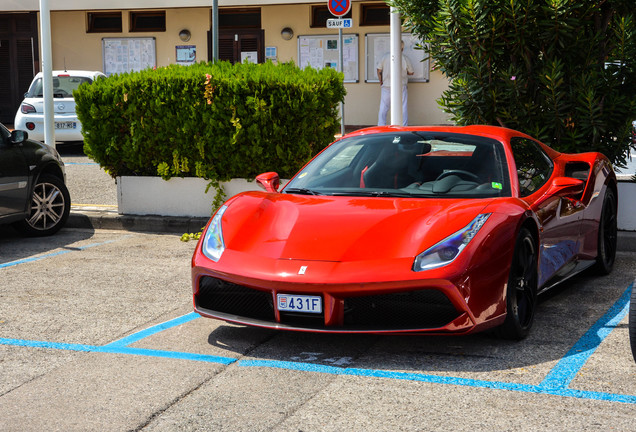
[117,176,266,217]
[117,176,636,230]
[618,180,636,231]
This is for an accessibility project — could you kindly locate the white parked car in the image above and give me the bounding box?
[14,70,106,143]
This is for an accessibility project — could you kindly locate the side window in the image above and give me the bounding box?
[510,137,553,197]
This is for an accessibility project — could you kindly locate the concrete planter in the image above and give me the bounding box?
[618,179,636,231]
[117,176,636,230]
[117,176,264,217]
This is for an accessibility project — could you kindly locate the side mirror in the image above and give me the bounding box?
[9,130,28,145]
[256,172,280,193]
[547,176,585,197]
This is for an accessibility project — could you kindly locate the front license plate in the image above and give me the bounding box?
[277,294,322,314]
[55,121,76,130]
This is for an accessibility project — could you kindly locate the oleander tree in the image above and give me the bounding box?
[392,0,636,167]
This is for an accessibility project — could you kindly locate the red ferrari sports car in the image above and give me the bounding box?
[191,126,617,339]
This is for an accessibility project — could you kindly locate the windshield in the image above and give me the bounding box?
[284,132,510,198]
[26,76,93,98]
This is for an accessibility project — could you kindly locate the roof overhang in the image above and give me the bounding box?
[0,0,320,12]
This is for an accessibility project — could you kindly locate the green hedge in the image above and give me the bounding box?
[74,61,345,181]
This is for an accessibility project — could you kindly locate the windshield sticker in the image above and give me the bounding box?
[491,182,503,190]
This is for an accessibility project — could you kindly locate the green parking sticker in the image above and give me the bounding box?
[492,182,503,190]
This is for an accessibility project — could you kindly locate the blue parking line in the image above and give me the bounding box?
[239,360,636,404]
[0,284,633,404]
[0,337,235,365]
[104,312,200,348]
[0,338,97,352]
[95,346,235,364]
[540,283,632,389]
[238,283,635,404]
[0,237,129,269]
[0,250,71,268]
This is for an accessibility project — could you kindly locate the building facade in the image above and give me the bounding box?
[0,0,451,126]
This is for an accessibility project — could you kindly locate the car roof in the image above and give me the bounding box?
[32,70,105,78]
[344,125,562,159]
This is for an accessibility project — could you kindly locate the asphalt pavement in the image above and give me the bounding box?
[2,142,635,431]
[1,227,635,430]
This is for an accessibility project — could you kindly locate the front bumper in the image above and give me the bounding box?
[191,253,497,335]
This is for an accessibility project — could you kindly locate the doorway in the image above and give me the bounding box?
[208,8,264,64]
[0,13,39,125]
[215,29,264,64]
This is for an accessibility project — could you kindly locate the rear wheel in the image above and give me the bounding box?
[594,187,617,275]
[13,174,70,237]
[630,286,636,363]
[496,227,538,340]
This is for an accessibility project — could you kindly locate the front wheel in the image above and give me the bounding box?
[13,174,71,237]
[630,286,636,363]
[495,227,538,340]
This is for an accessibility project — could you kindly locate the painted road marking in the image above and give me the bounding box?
[540,284,632,389]
[0,285,633,404]
[0,237,130,269]
[104,313,200,348]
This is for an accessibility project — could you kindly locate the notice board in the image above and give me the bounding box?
[298,34,359,83]
[365,33,429,83]
[102,37,156,76]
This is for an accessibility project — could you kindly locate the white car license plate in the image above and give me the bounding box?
[55,121,76,130]
[277,294,322,314]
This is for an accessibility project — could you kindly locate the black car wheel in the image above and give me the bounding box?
[14,174,70,237]
[594,187,617,275]
[630,286,636,363]
[496,227,538,340]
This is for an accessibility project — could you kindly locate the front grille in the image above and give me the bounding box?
[196,277,274,321]
[197,277,460,331]
[279,311,325,329]
[343,289,460,330]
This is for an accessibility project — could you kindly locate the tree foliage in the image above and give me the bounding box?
[392,0,636,166]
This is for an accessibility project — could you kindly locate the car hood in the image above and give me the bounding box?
[221,192,493,262]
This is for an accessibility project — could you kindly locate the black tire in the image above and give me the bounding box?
[13,174,71,237]
[594,187,617,275]
[496,227,538,340]
[630,286,636,363]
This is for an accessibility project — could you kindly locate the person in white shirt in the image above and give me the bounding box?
[376,40,415,126]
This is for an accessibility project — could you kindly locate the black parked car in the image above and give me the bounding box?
[0,122,70,236]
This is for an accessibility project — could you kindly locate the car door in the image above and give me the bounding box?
[0,126,29,218]
[510,137,584,287]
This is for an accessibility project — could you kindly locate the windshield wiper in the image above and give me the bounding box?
[284,187,321,196]
[330,190,415,198]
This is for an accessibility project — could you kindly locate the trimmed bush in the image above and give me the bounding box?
[74,61,345,181]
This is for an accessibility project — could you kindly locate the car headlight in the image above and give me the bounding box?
[413,213,491,271]
[202,205,228,262]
